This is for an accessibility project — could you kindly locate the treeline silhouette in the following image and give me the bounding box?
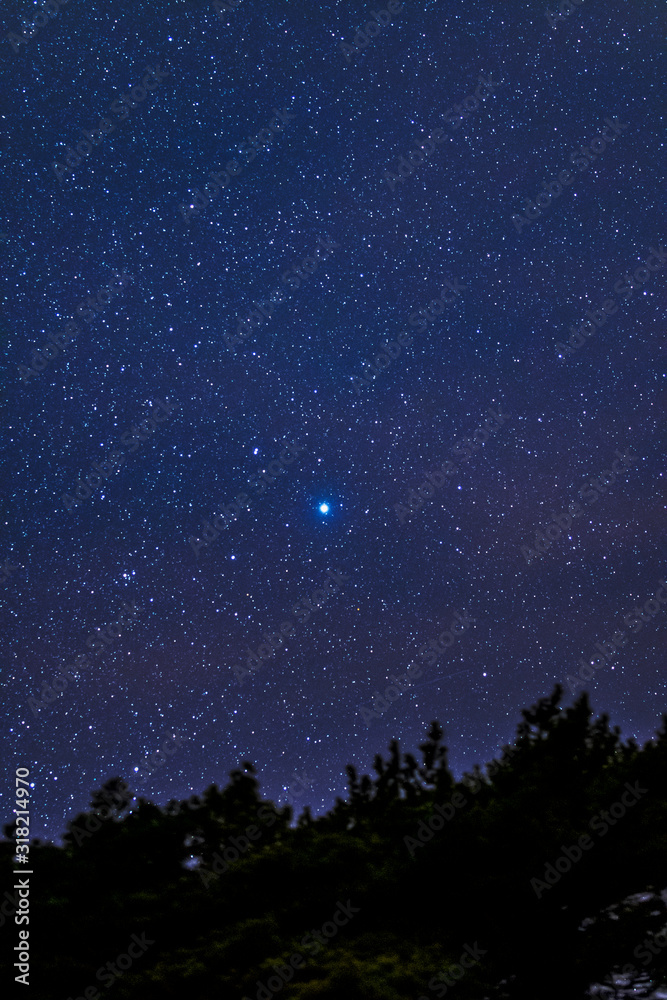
[2,685,667,999]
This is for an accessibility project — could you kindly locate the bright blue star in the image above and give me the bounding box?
[319,503,330,514]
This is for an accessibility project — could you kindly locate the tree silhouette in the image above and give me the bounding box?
[2,687,666,1000]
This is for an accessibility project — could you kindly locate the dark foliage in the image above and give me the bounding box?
[2,687,667,999]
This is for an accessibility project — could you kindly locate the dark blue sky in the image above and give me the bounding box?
[1,0,666,842]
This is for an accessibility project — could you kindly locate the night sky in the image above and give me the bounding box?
[1,0,666,844]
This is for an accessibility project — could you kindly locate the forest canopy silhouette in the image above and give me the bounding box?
[2,685,667,999]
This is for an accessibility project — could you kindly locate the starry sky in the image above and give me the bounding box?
[1,0,666,843]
